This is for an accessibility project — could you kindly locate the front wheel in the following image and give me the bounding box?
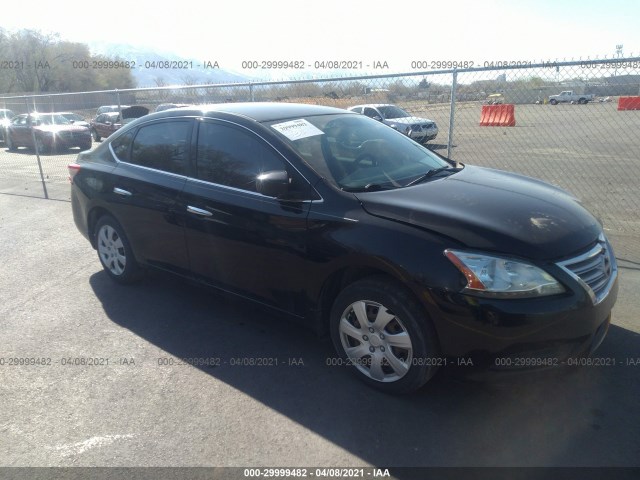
[95,215,142,284]
[91,129,101,142]
[549,99,558,105]
[330,276,440,394]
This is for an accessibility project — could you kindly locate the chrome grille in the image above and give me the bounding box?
[557,234,617,305]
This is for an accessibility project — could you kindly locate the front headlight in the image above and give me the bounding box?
[444,249,565,298]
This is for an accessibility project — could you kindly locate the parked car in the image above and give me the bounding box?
[6,113,92,152]
[70,103,618,394]
[155,103,191,112]
[0,108,16,142]
[96,105,130,115]
[90,106,149,141]
[548,91,595,105]
[348,104,438,143]
[58,112,91,130]
[485,93,505,104]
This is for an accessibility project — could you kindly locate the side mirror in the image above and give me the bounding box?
[373,115,383,122]
[256,170,289,198]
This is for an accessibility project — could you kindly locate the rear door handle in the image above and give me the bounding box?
[187,206,213,217]
[113,187,132,196]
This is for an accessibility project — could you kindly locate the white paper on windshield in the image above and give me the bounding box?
[271,119,324,141]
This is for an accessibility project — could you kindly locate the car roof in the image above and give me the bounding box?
[349,104,395,109]
[147,102,352,122]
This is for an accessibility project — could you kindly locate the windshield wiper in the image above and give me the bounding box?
[405,165,462,187]
[342,183,389,193]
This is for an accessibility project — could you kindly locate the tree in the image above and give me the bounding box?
[0,28,134,94]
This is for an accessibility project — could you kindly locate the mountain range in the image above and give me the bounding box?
[88,42,251,87]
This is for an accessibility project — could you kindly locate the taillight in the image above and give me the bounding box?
[68,163,81,183]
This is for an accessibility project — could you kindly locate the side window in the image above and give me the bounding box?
[196,122,286,192]
[129,121,191,175]
[363,107,379,119]
[350,107,363,114]
[111,131,134,161]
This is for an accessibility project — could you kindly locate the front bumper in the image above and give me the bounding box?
[45,133,91,148]
[408,128,438,143]
[425,258,618,371]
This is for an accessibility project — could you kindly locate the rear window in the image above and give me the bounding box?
[129,121,191,175]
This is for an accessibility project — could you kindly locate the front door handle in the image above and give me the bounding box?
[187,206,213,217]
[113,187,132,196]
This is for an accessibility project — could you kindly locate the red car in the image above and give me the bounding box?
[90,106,149,141]
[5,113,92,153]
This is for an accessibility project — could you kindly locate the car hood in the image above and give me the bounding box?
[35,125,90,133]
[355,165,601,260]
[384,116,435,126]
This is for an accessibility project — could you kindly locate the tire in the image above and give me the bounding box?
[6,132,16,151]
[550,99,558,105]
[329,276,440,394]
[94,215,142,284]
[578,98,587,104]
[91,129,101,142]
[79,142,92,151]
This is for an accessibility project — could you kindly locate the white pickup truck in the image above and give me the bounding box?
[548,91,595,105]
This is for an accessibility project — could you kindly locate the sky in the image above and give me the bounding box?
[2,0,639,77]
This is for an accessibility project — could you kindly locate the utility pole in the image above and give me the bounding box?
[614,44,623,77]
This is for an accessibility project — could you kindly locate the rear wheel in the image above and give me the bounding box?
[95,215,142,284]
[330,276,440,394]
[550,99,558,105]
[91,129,101,142]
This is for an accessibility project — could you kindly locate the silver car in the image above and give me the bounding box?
[348,104,438,143]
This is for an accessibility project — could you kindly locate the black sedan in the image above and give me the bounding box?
[69,103,618,393]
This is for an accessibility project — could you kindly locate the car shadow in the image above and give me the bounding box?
[90,270,640,470]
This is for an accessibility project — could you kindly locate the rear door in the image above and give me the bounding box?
[96,114,116,138]
[178,118,314,315]
[105,119,193,274]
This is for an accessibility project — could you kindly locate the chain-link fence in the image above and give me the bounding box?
[1,57,639,261]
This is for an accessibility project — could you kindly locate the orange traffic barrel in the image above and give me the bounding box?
[618,96,640,110]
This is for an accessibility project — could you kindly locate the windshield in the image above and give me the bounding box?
[377,106,410,119]
[0,110,15,120]
[33,114,71,125]
[268,114,450,191]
